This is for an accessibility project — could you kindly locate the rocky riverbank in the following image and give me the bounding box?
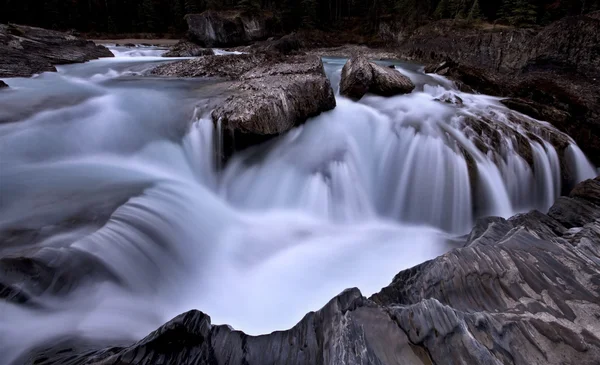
[18,175,600,365]
[0,24,113,78]
[388,12,600,166]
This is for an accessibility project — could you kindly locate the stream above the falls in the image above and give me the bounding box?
[0,45,597,364]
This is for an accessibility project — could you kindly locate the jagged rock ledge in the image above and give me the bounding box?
[0,24,113,78]
[22,176,600,365]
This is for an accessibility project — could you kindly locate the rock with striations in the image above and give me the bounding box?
[162,40,214,57]
[0,23,113,78]
[185,10,277,48]
[21,176,600,365]
[403,13,600,165]
[152,53,269,78]
[340,55,415,100]
[212,55,336,163]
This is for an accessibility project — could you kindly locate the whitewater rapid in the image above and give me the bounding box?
[0,46,596,364]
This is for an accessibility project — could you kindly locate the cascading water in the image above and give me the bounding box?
[0,48,596,364]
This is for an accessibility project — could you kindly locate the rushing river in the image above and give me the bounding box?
[0,45,596,364]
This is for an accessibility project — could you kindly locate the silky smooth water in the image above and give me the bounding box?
[0,47,596,364]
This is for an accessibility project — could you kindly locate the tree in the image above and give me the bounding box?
[434,0,451,19]
[237,0,261,13]
[467,0,483,21]
[301,0,318,28]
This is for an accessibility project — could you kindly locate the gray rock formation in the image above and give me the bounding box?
[212,55,336,163]
[19,176,600,365]
[185,10,277,48]
[340,55,415,100]
[163,40,214,57]
[399,13,600,165]
[0,24,113,78]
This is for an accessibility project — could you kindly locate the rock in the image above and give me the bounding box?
[212,55,336,163]
[340,55,415,100]
[266,33,302,55]
[370,63,415,96]
[185,10,277,48]
[0,23,113,78]
[162,40,214,57]
[339,55,373,100]
[21,176,600,365]
[399,14,600,165]
[0,80,7,88]
[151,53,269,78]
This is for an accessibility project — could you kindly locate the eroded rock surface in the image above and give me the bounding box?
[0,24,112,78]
[185,10,277,47]
[212,55,336,163]
[340,55,415,100]
[163,40,214,57]
[19,177,600,365]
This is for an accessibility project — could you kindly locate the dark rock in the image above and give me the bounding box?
[266,33,302,55]
[400,14,600,165]
[185,10,277,48]
[339,55,373,100]
[0,23,113,78]
[0,80,7,88]
[370,62,415,96]
[340,55,415,100]
[212,55,336,163]
[163,40,214,57]
[123,43,136,47]
[151,53,268,78]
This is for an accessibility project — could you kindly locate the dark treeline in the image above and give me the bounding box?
[0,0,598,34]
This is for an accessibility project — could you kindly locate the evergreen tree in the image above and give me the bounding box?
[467,0,483,21]
[237,0,261,13]
[301,0,318,28]
[434,0,451,19]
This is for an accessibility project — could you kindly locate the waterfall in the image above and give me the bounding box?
[0,50,597,363]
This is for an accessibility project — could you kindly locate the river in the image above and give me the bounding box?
[0,45,596,364]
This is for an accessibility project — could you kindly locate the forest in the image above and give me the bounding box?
[0,0,598,34]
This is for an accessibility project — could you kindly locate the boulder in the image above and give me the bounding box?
[162,40,214,57]
[266,33,302,55]
[0,80,7,88]
[340,55,415,100]
[212,55,336,163]
[0,23,113,78]
[185,10,277,48]
[339,55,373,100]
[21,176,600,365]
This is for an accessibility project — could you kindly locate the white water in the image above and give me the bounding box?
[0,48,597,364]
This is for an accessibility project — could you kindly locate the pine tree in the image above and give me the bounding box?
[467,0,483,21]
[237,0,261,13]
[434,0,451,19]
[510,0,537,25]
[301,0,318,28]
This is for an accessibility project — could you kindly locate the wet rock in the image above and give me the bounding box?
[151,53,268,78]
[0,80,7,88]
[0,23,113,78]
[185,10,277,48]
[339,55,373,100]
[266,33,302,55]
[162,40,214,57]
[212,55,336,163]
[340,55,415,100]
